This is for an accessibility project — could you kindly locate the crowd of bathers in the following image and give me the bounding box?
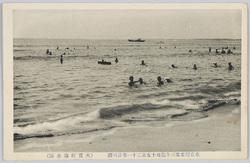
[129,60,234,87]
[45,45,236,87]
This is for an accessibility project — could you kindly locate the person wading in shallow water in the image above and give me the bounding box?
[138,78,146,85]
[157,76,164,87]
[128,76,138,87]
[141,60,146,66]
[193,64,197,70]
[60,55,63,64]
[228,62,234,70]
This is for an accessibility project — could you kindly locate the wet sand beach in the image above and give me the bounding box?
[14,104,240,152]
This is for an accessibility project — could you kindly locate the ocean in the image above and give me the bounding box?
[13,39,241,150]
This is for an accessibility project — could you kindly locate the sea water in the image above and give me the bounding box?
[13,39,241,143]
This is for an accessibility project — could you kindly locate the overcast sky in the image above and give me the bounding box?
[13,10,241,39]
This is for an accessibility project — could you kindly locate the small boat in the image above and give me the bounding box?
[128,39,145,42]
[98,61,111,65]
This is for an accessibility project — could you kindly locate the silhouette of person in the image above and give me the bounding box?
[228,62,234,70]
[128,76,138,87]
[141,60,146,66]
[157,76,164,86]
[60,55,63,64]
[138,78,146,85]
[193,64,197,70]
[213,62,218,68]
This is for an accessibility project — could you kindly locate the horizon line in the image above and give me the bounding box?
[13,38,241,40]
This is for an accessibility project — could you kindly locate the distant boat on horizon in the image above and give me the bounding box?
[128,39,145,42]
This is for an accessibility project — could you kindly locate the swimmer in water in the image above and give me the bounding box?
[189,50,192,53]
[216,49,219,54]
[209,47,211,52]
[128,76,138,87]
[213,62,218,68]
[138,78,146,85]
[227,49,232,54]
[193,64,197,70]
[141,60,146,66]
[165,78,173,83]
[228,62,234,70]
[157,76,164,86]
[115,58,118,63]
[172,64,177,68]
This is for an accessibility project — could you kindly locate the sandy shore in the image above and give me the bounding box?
[14,104,240,152]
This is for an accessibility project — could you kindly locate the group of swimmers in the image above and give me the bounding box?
[129,61,235,87]
[140,60,234,70]
[128,76,173,87]
[213,46,235,54]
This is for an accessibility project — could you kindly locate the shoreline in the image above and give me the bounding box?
[14,104,240,152]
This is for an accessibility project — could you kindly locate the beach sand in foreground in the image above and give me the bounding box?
[14,104,240,152]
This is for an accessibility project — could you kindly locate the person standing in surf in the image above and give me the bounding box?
[60,55,63,64]
[228,62,234,70]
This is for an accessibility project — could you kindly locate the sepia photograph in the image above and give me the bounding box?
[2,3,248,160]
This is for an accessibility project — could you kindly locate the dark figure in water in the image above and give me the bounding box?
[141,60,146,66]
[216,49,219,54]
[115,58,118,63]
[138,78,146,85]
[159,47,161,49]
[209,47,211,52]
[165,78,173,83]
[60,55,63,64]
[227,49,232,54]
[193,64,197,70]
[213,62,218,68]
[221,49,226,54]
[225,46,228,49]
[157,76,164,86]
[189,50,192,53]
[172,64,177,68]
[57,47,59,50]
[114,49,117,51]
[49,52,52,55]
[228,62,234,70]
[87,46,89,49]
[128,76,138,87]
[174,46,176,48]
[46,49,50,54]
[233,46,236,50]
